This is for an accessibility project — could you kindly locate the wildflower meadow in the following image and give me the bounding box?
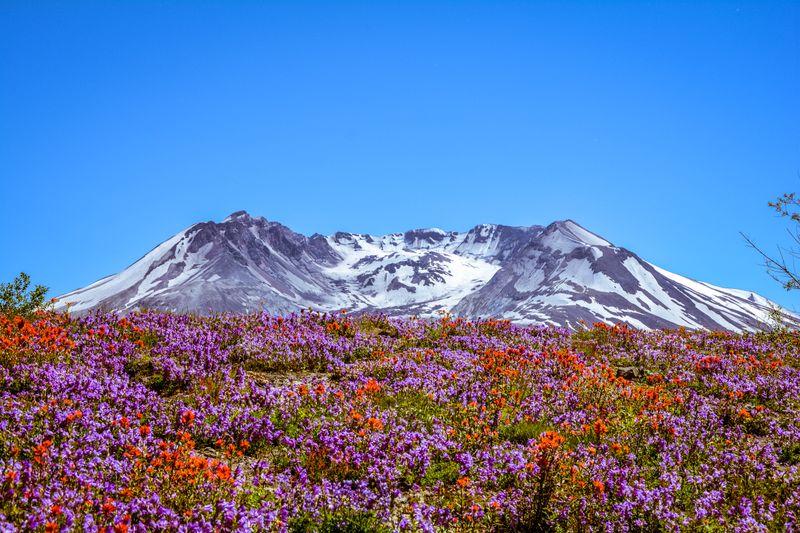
[1,310,799,531]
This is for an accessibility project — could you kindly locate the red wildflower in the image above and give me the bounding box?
[537,431,565,451]
[102,498,116,515]
[364,379,381,394]
[593,419,609,436]
[33,439,53,465]
[180,410,196,427]
[214,463,232,482]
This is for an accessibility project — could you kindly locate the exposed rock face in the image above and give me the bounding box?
[56,212,792,332]
[615,367,649,381]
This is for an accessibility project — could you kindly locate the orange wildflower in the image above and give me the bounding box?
[33,439,53,465]
[180,410,196,426]
[593,419,609,436]
[364,379,381,394]
[367,417,384,430]
[537,431,565,451]
[102,498,116,515]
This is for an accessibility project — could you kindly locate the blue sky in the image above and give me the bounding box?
[1,1,799,309]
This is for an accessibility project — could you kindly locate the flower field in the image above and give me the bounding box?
[1,310,799,532]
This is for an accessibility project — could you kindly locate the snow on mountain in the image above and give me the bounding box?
[55,211,794,332]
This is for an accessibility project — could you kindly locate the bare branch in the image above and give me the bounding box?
[741,232,800,291]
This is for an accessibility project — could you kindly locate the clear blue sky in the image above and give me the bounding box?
[1,1,799,309]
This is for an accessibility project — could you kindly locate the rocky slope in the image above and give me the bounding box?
[56,211,790,331]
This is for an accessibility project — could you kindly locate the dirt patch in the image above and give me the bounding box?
[245,370,333,389]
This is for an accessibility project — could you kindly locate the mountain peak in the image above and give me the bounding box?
[223,210,253,223]
[545,219,612,247]
[55,213,789,332]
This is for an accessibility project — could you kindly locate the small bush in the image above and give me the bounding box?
[0,272,49,318]
[499,420,554,445]
[422,460,461,486]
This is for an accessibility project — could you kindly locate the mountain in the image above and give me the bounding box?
[55,211,791,331]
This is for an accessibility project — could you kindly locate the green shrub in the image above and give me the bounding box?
[421,460,461,486]
[499,420,553,445]
[0,272,49,318]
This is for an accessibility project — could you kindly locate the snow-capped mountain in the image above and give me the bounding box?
[56,211,791,331]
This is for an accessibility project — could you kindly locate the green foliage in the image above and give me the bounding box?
[124,354,189,396]
[288,510,389,533]
[342,346,373,364]
[764,304,791,334]
[779,443,800,465]
[239,484,277,509]
[0,272,49,318]
[499,420,553,445]
[354,315,399,338]
[374,390,446,429]
[421,460,461,487]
